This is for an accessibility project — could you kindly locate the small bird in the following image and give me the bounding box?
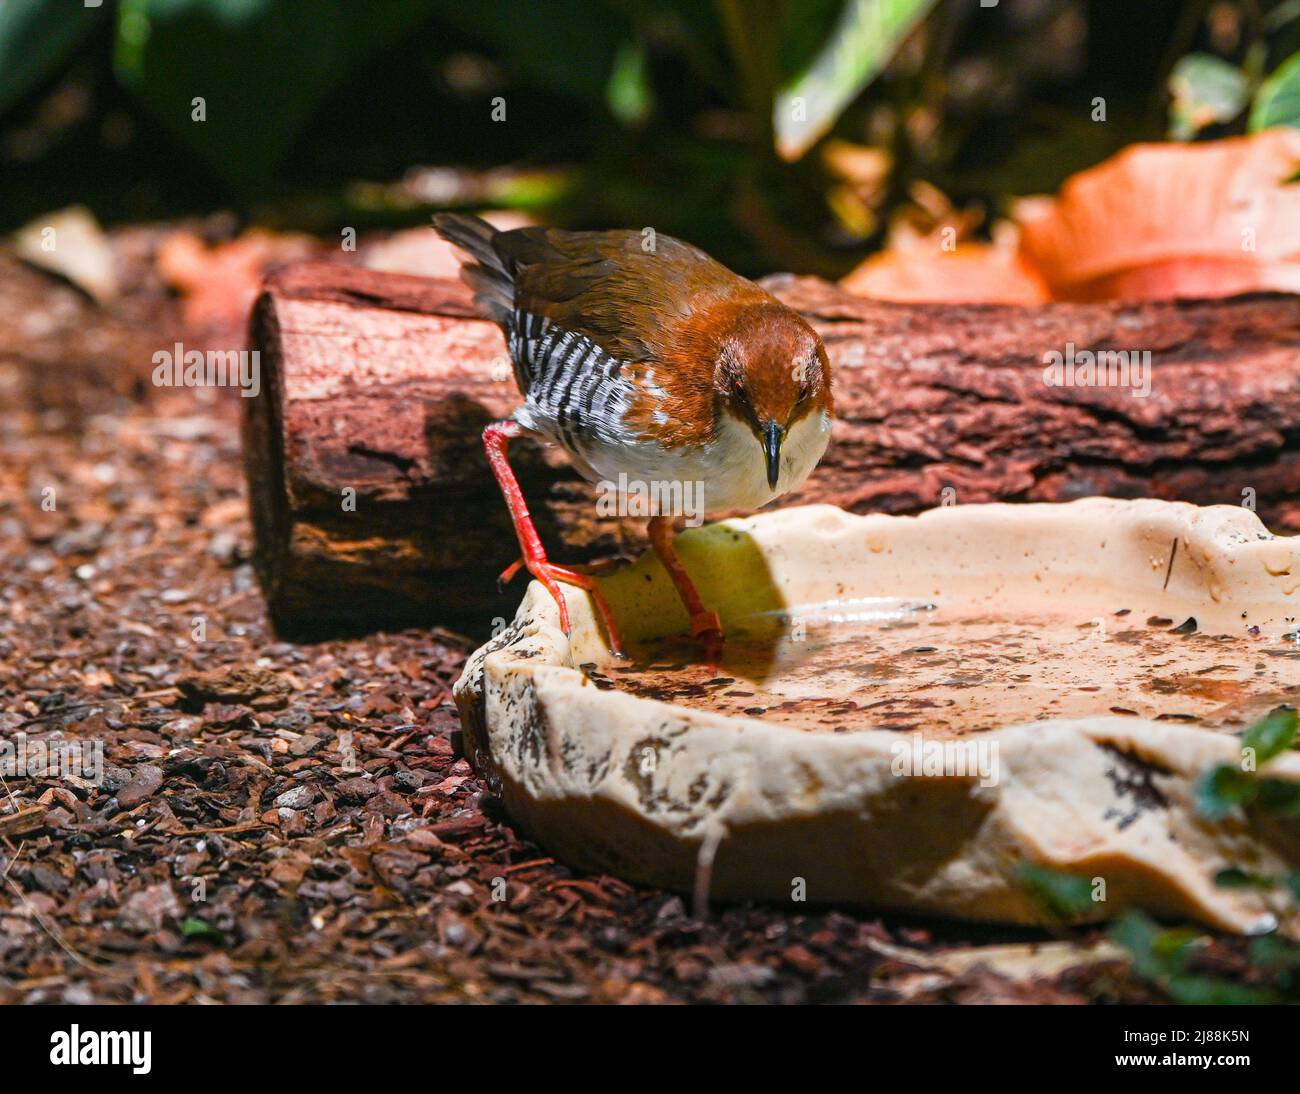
[433,213,834,655]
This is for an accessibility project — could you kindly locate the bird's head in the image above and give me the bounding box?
[712,303,834,490]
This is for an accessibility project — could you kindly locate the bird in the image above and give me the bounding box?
[433,212,834,656]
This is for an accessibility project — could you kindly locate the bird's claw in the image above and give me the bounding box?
[690,610,724,666]
[690,610,723,642]
[497,557,525,591]
[526,559,626,658]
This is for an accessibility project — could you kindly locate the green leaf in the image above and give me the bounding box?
[113,0,439,190]
[1167,53,1249,140]
[1110,910,1173,980]
[607,41,653,126]
[1165,974,1274,1005]
[1196,763,1257,819]
[1248,933,1300,970]
[0,0,106,118]
[773,0,937,161]
[1241,707,1298,764]
[1016,862,1095,922]
[1213,867,1276,890]
[1111,911,1219,991]
[181,916,224,942]
[1114,911,1282,1003]
[1256,777,1300,814]
[427,0,625,103]
[1250,50,1300,132]
[1149,924,1202,962]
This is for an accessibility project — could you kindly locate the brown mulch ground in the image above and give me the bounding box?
[0,229,1204,1005]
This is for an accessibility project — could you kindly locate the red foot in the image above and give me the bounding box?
[693,610,724,668]
[498,555,624,655]
[537,561,625,657]
[690,608,723,642]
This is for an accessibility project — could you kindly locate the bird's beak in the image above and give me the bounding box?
[762,421,782,490]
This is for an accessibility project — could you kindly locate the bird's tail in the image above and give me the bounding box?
[432,212,514,327]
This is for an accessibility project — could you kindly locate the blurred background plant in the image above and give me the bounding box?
[2,0,1299,278]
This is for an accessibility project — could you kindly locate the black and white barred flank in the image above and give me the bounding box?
[432,211,666,475]
[506,307,636,458]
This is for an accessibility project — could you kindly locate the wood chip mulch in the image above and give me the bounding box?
[0,234,1180,1004]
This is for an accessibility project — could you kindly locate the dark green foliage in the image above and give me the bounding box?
[1241,706,1298,763]
[1016,862,1096,923]
[6,1,1296,273]
[0,0,105,116]
[113,0,444,190]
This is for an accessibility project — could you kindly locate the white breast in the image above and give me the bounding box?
[566,408,832,515]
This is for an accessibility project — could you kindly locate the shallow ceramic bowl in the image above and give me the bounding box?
[454,499,1300,934]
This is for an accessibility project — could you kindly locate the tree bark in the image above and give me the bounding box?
[243,261,1300,634]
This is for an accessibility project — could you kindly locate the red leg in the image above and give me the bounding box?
[483,421,624,655]
[648,516,723,652]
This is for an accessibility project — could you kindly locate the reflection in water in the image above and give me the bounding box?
[591,598,1300,737]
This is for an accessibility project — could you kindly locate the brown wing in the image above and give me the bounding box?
[489,227,769,363]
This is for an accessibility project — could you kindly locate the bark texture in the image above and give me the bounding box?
[243,261,1300,633]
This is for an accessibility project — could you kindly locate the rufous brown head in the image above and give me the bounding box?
[712,303,833,489]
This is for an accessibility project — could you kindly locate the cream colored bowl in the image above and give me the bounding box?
[455,500,1300,934]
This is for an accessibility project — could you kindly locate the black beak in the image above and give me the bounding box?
[762,421,782,490]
